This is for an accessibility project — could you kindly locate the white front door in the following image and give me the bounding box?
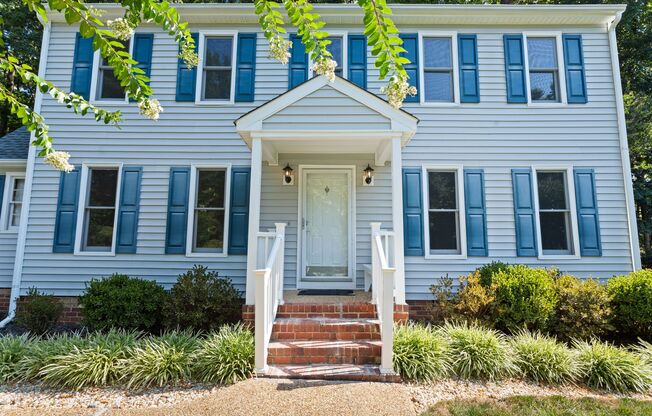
[300,167,355,288]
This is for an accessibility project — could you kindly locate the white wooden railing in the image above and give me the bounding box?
[370,222,397,374]
[254,223,286,373]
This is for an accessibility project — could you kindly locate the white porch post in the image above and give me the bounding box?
[246,138,263,305]
[391,137,407,305]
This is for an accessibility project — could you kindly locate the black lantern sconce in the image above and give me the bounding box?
[282,163,294,185]
[363,164,375,186]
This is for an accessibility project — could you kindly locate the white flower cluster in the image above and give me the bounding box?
[380,74,417,109]
[107,18,134,41]
[138,99,164,121]
[44,151,74,173]
[269,35,292,65]
[312,56,338,82]
[179,42,199,69]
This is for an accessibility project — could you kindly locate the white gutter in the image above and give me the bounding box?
[0,21,50,328]
[607,10,641,271]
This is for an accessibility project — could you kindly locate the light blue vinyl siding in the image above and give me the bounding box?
[0,231,17,288]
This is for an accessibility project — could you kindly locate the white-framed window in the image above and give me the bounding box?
[523,33,567,104]
[533,167,580,258]
[419,33,459,105]
[422,166,466,258]
[75,165,122,255]
[90,39,132,103]
[186,165,231,256]
[195,32,237,104]
[309,33,347,79]
[0,173,25,231]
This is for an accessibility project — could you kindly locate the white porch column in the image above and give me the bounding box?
[391,138,407,304]
[246,138,263,305]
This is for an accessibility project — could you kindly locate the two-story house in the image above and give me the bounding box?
[0,3,639,377]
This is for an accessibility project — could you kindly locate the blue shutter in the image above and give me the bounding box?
[235,33,256,102]
[503,34,527,103]
[563,34,588,104]
[511,169,538,256]
[464,169,488,256]
[348,35,367,89]
[403,168,424,256]
[574,168,601,256]
[70,33,94,100]
[288,34,308,89]
[165,167,190,254]
[133,34,154,79]
[53,169,81,253]
[458,34,480,103]
[116,167,142,254]
[176,33,198,101]
[400,34,419,103]
[0,175,5,219]
[228,167,251,254]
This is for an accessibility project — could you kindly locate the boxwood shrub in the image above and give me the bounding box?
[607,270,652,340]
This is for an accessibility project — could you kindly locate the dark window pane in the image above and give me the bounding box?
[205,38,232,67]
[424,71,453,102]
[100,71,125,99]
[429,172,456,209]
[429,211,458,251]
[326,37,342,71]
[527,38,557,69]
[101,40,129,65]
[423,38,452,68]
[530,72,557,101]
[540,212,569,251]
[203,69,232,99]
[88,169,118,207]
[196,170,225,208]
[85,208,115,248]
[195,209,225,250]
[537,172,567,210]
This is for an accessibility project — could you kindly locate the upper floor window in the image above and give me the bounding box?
[535,170,575,255]
[81,167,119,252]
[189,167,228,254]
[95,40,130,101]
[422,37,455,103]
[327,36,344,77]
[527,37,560,102]
[426,169,463,255]
[1,174,25,230]
[198,34,236,103]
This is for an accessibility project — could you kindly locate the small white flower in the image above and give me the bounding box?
[380,73,417,109]
[138,99,164,121]
[44,151,74,173]
[312,56,337,82]
[107,18,134,41]
[269,35,292,65]
[178,42,199,69]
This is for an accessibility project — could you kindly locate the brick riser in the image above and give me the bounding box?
[276,302,377,319]
[272,318,381,341]
[268,340,382,365]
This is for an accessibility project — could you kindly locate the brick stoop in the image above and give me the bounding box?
[263,364,401,382]
[272,317,381,341]
[268,339,382,365]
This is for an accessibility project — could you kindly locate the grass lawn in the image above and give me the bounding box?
[423,396,652,416]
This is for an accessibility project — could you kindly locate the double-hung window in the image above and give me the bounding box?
[200,35,235,102]
[526,37,560,103]
[535,170,575,255]
[422,36,455,103]
[95,40,130,101]
[81,167,120,252]
[327,36,344,77]
[426,170,463,255]
[2,174,25,230]
[190,168,228,254]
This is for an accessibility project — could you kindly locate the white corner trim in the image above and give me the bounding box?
[194,31,238,105]
[607,13,641,270]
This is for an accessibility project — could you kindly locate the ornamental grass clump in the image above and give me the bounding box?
[393,323,450,382]
[193,324,254,384]
[0,334,33,383]
[511,330,579,384]
[442,322,517,381]
[574,339,652,393]
[15,332,87,382]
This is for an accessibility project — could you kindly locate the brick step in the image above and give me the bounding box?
[263,364,401,382]
[267,340,382,365]
[276,302,377,319]
[271,318,381,341]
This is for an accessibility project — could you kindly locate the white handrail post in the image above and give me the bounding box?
[254,270,268,373]
[370,222,381,305]
[274,223,286,305]
[380,269,395,374]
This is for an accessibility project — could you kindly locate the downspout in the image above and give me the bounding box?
[0,21,51,327]
[607,10,642,271]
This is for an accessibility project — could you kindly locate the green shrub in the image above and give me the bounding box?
[492,265,557,332]
[441,322,517,381]
[476,261,509,287]
[453,272,496,326]
[511,331,579,384]
[40,329,140,389]
[429,275,456,324]
[79,274,168,332]
[574,339,652,393]
[164,265,243,332]
[607,270,652,340]
[549,275,612,341]
[193,324,254,384]
[16,288,64,335]
[392,323,450,382]
[0,335,33,383]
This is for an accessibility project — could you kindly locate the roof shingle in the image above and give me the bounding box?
[0,127,30,160]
